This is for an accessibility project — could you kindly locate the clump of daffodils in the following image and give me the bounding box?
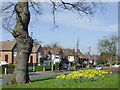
[56,69,112,82]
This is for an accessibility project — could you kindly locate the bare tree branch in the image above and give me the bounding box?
[2,3,15,12]
[50,0,58,29]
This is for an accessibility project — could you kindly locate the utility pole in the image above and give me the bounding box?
[75,39,79,71]
[88,47,91,68]
[76,39,79,51]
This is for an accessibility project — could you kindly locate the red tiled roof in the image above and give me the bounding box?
[77,52,87,59]
[84,53,97,60]
[62,48,75,56]
[42,47,61,54]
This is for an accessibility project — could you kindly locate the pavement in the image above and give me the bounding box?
[0,71,74,85]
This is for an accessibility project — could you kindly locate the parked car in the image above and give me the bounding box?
[62,64,69,68]
[96,65,103,70]
[112,63,120,68]
[0,61,9,66]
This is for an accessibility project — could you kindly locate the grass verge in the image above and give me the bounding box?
[2,73,118,88]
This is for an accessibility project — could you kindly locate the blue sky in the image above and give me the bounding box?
[2,2,118,55]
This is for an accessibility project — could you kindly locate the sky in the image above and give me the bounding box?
[1,2,118,55]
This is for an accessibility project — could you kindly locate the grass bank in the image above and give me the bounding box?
[2,73,118,88]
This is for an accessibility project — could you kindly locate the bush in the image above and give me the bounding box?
[35,65,55,71]
[0,64,15,74]
[83,64,86,68]
[55,63,62,70]
[112,61,117,65]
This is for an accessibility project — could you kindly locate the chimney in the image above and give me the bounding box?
[13,39,16,41]
[76,49,80,53]
[87,52,90,55]
[89,47,91,55]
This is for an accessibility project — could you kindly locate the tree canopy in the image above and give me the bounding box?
[98,34,118,66]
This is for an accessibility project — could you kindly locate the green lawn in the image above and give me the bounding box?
[103,66,117,69]
[2,73,119,88]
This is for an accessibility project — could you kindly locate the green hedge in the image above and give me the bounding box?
[0,64,15,74]
[35,65,55,71]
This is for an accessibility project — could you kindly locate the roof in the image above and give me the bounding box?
[42,47,62,54]
[62,48,75,56]
[0,40,16,51]
[32,43,41,53]
[0,40,41,53]
[85,53,97,60]
[77,52,87,59]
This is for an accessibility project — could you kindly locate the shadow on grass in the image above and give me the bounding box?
[29,73,41,75]
[30,77,55,82]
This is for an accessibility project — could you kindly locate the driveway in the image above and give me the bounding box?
[0,71,74,85]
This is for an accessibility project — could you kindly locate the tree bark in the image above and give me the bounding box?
[11,1,33,85]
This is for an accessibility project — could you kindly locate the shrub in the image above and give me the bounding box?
[55,63,62,70]
[0,64,15,74]
[35,65,55,71]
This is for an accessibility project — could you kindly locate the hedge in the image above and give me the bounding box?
[35,65,55,71]
[0,64,15,74]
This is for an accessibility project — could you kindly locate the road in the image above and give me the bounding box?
[0,71,73,85]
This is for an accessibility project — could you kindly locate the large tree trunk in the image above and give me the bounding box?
[11,1,33,85]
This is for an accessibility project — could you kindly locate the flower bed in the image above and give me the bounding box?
[56,69,112,82]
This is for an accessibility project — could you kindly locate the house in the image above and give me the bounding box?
[76,49,89,68]
[0,40,43,66]
[77,52,89,64]
[42,46,62,65]
[76,49,98,68]
[62,48,77,67]
[85,52,98,66]
[28,43,43,66]
[0,39,16,64]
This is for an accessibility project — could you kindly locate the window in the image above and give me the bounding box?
[30,56,33,64]
[38,52,43,58]
[56,57,59,59]
[5,55,8,62]
[14,51,17,57]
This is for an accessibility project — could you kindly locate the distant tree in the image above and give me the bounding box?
[98,34,118,67]
[98,52,107,65]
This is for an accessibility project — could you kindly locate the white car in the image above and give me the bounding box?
[96,65,103,70]
[112,63,120,68]
[0,61,9,66]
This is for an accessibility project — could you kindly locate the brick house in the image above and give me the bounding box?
[28,43,43,66]
[0,40,16,63]
[0,40,43,66]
